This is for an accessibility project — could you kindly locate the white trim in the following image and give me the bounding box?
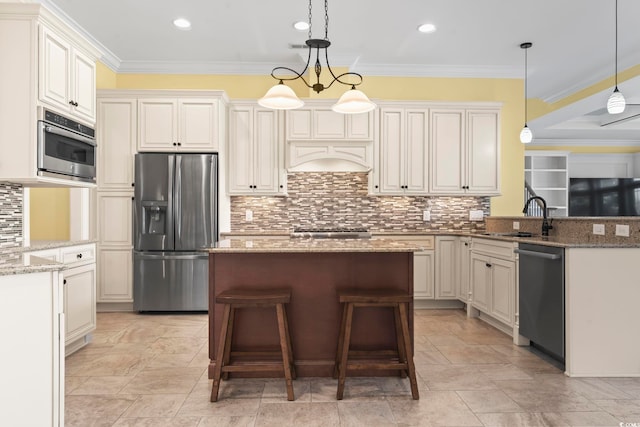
[22,187,30,247]
[526,138,640,147]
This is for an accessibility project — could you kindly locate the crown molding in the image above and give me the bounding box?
[528,138,640,147]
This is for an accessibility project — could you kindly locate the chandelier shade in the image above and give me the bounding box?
[258,0,374,114]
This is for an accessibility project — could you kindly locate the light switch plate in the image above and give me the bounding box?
[423,210,431,221]
[593,224,605,235]
[615,224,630,237]
[513,221,520,230]
[245,209,253,222]
[469,210,484,221]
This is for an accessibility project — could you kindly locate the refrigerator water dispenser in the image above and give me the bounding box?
[142,201,167,235]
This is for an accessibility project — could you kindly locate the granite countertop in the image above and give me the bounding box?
[0,250,64,276]
[24,240,98,252]
[206,237,424,253]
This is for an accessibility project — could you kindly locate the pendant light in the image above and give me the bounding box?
[519,42,533,144]
[607,0,625,114]
[258,0,376,114]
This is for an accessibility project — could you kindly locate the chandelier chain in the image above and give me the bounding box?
[614,0,618,87]
[524,46,528,124]
[324,0,329,40]
[308,0,312,40]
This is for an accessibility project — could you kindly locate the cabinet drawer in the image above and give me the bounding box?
[382,235,435,251]
[471,238,515,261]
[61,244,96,266]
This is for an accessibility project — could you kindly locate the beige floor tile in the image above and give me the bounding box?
[418,364,497,391]
[592,399,640,418]
[178,394,261,418]
[337,401,396,426]
[197,416,256,426]
[387,391,483,426]
[435,344,508,364]
[67,352,155,377]
[335,377,389,401]
[542,377,634,400]
[261,378,311,402]
[425,334,467,346]
[216,379,266,400]
[541,411,621,426]
[113,417,201,427]
[309,377,339,402]
[256,402,339,427]
[70,376,133,395]
[456,390,522,413]
[476,363,534,381]
[148,337,207,354]
[146,353,199,369]
[65,394,138,426]
[602,378,640,398]
[414,349,452,365]
[66,375,89,394]
[497,381,600,412]
[475,412,558,427]
[120,369,202,395]
[120,394,188,418]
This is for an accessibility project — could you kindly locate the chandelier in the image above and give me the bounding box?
[257,0,376,114]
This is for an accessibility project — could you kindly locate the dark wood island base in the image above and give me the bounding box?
[207,241,419,379]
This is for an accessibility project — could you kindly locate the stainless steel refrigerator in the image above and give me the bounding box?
[133,153,218,311]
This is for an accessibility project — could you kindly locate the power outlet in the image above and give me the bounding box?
[423,210,431,221]
[512,221,520,230]
[469,210,484,221]
[245,209,253,222]
[615,224,630,237]
[593,224,605,235]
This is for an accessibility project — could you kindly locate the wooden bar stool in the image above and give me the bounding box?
[334,289,419,400]
[210,288,296,402]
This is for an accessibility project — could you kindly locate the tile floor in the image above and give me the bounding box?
[65,309,640,426]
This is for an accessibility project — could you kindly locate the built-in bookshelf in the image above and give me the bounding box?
[525,151,569,217]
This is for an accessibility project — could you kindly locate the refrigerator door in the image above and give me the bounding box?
[133,251,209,311]
[134,153,175,251]
[174,154,218,250]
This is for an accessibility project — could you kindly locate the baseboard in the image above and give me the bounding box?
[414,299,464,309]
[97,302,134,312]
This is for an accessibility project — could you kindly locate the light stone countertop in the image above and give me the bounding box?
[0,250,64,276]
[24,240,98,252]
[205,237,424,253]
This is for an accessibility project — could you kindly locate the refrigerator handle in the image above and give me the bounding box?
[171,155,179,245]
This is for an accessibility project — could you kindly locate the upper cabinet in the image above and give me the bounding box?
[228,103,284,195]
[373,107,429,194]
[97,98,137,189]
[138,97,223,152]
[286,104,374,141]
[429,108,500,195]
[40,26,96,123]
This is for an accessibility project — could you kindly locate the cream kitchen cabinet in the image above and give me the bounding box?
[138,97,223,152]
[429,108,500,195]
[96,192,133,305]
[286,104,374,141]
[0,269,64,426]
[435,236,458,299]
[373,107,429,194]
[97,98,137,189]
[26,243,97,355]
[229,103,284,195]
[40,25,96,123]
[469,238,516,327]
[389,236,435,300]
[456,236,471,302]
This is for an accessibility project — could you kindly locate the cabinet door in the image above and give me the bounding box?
[97,192,133,246]
[490,257,514,326]
[40,27,71,111]
[138,99,178,151]
[378,109,404,193]
[435,237,457,299]
[404,109,429,193]
[253,109,280,193]
[430,109,465,194]
[228,107,254,194]
[178,99,218,151]
[313,109,346,139]
[457,238,471,301]
[98,247,133,302]
[414,251,434,299]
[63,263,96,343]
[470,253,491,312]
[286,109,312,139]
[467,110,499,194]
[71,49,96,122]
[98,99,136,188]
[347,112,373,139]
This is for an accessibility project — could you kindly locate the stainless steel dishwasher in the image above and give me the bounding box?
[515,243,565,362]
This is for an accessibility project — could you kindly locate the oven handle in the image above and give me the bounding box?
[43,124,96,146]
[514,248,562,260]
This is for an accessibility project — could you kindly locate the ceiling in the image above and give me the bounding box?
[42,0,640,144]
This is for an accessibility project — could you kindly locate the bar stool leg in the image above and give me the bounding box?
[210,303,232,402]
[333,302,349,379]
[336,302,354,400]
[282,305,296,380]
[398,302,419,400]
[393,305,408,378]
[276,303,295,401]
[221,306,235,381]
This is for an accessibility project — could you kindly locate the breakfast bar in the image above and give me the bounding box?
[205,238,422,378]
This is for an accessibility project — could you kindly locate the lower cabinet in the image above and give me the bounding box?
[27,243,97,355]
[435,236,458,299]
[414,249,435,299]
[457,237,471,302]
[97,247,133,303]
[469,238,516,326]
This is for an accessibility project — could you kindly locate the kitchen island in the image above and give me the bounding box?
[205,238,423,378]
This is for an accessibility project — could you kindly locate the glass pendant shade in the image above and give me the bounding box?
[607,87,626,114]
[520,124,533,144]
[258,83,304,110]
[331,88,377,114]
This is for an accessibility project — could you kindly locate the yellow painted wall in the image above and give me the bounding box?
[29,188,70,240]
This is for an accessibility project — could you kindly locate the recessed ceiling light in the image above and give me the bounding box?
[418,23,436,34]
[293,21,309,31]
[173,18,192,31]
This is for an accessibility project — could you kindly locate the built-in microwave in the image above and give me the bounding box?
[37,109,96,183]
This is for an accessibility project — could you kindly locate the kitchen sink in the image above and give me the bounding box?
[482,231,534,238]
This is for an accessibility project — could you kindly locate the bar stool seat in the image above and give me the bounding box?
[210,288,296,402]
[334,289,419,400]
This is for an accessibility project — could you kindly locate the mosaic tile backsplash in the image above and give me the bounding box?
[231,172,490,232]
[0,182,23,248]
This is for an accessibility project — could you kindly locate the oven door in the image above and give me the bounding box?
[38,121,96,183]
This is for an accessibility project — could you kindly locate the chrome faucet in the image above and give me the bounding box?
[523,196,553,236]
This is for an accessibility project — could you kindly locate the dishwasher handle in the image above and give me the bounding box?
[514,248,562,260]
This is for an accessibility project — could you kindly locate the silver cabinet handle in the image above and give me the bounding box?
[514,248,562,260]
